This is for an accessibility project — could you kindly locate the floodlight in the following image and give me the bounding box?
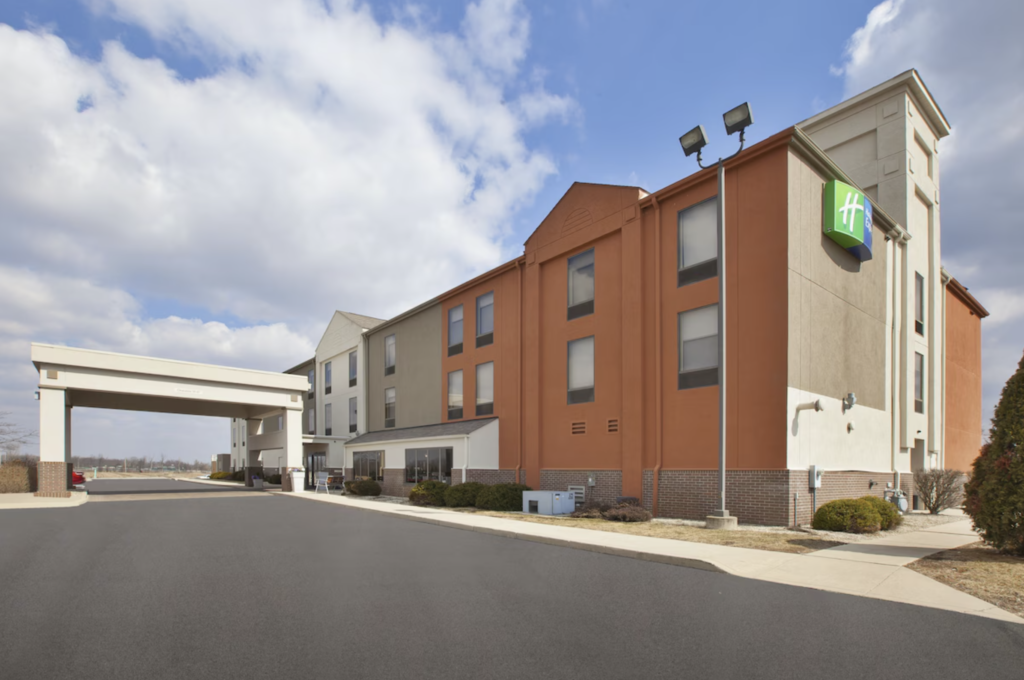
[723,102,753,136]
[678,125,708,157]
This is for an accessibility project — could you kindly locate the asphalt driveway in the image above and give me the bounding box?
[83,478,256,495]
[1,493,1021,680]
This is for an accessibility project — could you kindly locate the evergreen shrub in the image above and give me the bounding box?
[444,482,486,508]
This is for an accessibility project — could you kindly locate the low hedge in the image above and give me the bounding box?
[812,498,882,534]
[445,482,486,508]
[0,460,36,494]
[209,471,233,480]
[265,474,282,485]
[347,479,382,496]
[859,495,903,530]
[409,480,449,506]
[475,483,532,511]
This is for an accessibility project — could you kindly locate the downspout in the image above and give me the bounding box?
[464,433,470,484]
[516,259,523,485]
[651,194,664,516]
[941,272,949,469]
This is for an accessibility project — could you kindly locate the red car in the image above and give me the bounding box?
[72,470,86,486]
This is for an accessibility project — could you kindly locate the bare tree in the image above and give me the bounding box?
[913,468,965,514]
[0,413,36,464]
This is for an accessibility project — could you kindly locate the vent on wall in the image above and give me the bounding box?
[607,419,619,433]
[571,421,586,435]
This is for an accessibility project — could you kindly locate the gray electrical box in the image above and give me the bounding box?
[809,465,823,489]
[522,490,576,515]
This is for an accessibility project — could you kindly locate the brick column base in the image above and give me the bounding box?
[35,461,72,498]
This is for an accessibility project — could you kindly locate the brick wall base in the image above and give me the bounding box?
[457,470,516,486]
[35,462,72,498]
[382,469,408,497]
[641,469,907,526]
[540,470,622,505]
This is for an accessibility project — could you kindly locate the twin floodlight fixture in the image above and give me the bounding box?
[679,102,754,167]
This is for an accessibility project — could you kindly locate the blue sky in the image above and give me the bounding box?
[0,0,1020,462]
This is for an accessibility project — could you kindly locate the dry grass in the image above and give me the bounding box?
[454,510,843,554]
[908,542,1024,618]
[91,470,205,480]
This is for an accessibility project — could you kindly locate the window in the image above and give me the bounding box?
[324,403,332,436]
[384,387,396,428]
[448,305,464,356]
[352,451,382,482]
[324,361,332,395]
[679,304,719,389]
[476,362,494,416]
[349,397,357,433]
[448,370,463,420]
[307,408,314,435]
[476,292,494,347]
[349,351,358,387]
[677,198,718,286]
[567,336,595,404]
[915,352,925,414]
[404,447,453,484]
[915,272,925,336]
[384,335,396,375]
[567,248,595,320]
[307,368,315,397]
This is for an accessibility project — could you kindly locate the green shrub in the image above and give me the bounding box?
[0,459,36,494]
[965,351,1024,555]
[230,470,245,482]
[859,495,903,530]
[602,503,652,523]
[343,480,356,494]
[475,483,532,511]
[209,471,233,480]
[812,498,882,534]
[445,482,486,508]
[351,479,382,497]
[265,474,282,485]
[409,480,449,506]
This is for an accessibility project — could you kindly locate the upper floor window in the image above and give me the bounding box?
[307,408,315,435]
[325,403,333,436]
[915,352,925,414]
[448,305,464,356]
[448,370,463,420]
[567,248,595,320]
[567,336,595,404]
[476,292,494,348]
[384,334,396,375]
[678,304,719,389]
[324,361,332,395]
[476,362,495,416]
[349,396,358,433]
[678,198,718,287]
[307,368,315,397]
[349,351,358,387]
[384,387,396,428]
[915,273,925,336]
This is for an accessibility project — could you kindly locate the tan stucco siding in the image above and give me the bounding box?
[366,304,442,431]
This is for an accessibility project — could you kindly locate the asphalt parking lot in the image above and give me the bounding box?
[1,481,1021,680]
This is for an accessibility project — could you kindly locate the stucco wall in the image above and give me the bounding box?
[366,304,442,431]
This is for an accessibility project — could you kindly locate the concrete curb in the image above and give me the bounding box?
[275,491,727,573]
[0,491,89,510]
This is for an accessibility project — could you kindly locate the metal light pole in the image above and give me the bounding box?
[679,103,753,526]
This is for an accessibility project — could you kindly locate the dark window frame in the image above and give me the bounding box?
[476,361,494,416]
[567,336,595,405]
[915,352,925,414]
[567,248,595,321]
[324,403,332,437]
[915,272,925,336]
[349,351,358,388]
[678,304,720,391]
[448,369,464,421]
[349,396,357,434]
[677,197,719,288]
[476,292,494,347]
[448,305,464,356]
[384,387,396,428]
[324,361,332,395]
[384,334,396,375]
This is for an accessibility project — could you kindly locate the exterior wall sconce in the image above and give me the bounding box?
[842,392,857,413]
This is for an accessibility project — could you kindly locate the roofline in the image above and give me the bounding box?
[941,269,989,318]
[438,256,525,304]
[283,357,314,375]
[363,296,443,337]
[799,69,951,139]
[344,417,498,446]
[336,310,387,327]
[525,181,649,248]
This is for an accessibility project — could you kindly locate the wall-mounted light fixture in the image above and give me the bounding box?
[33,391,40,401]
[842,392,857,413]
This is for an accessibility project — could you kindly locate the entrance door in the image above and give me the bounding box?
[305,452,326,490]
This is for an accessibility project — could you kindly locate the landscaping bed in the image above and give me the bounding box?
[908,542,1024,618]
[452,510,843,554]
[802,510,968,543]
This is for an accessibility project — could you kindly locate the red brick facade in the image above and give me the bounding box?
[34,461,72,498]
[539,470,623,505]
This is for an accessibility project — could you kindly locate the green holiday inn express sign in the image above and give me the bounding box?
[823,180,873,262]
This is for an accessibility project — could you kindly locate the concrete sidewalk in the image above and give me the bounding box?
[0,491,88,510]
[277,490,1022,625]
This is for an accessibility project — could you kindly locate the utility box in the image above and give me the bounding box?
[523,490,576,515]
[809,465,823,489]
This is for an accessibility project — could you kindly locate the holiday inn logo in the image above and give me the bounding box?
[823,180,873,262]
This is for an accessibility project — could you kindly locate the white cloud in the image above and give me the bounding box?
[0,0,572,460]
[833,0,1024,428]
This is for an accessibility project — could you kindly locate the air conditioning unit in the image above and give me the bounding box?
[522,490,577,516]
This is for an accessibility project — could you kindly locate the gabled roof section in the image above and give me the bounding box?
[345,418,497,446]
[283,357,314,375]
[799,69,950,139]
[942,270,989,318]
[337,311,386,330]
[524,182,649,254]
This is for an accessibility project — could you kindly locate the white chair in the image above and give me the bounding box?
[314,471,332,494]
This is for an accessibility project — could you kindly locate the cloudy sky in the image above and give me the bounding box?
[1,0,1020,463]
